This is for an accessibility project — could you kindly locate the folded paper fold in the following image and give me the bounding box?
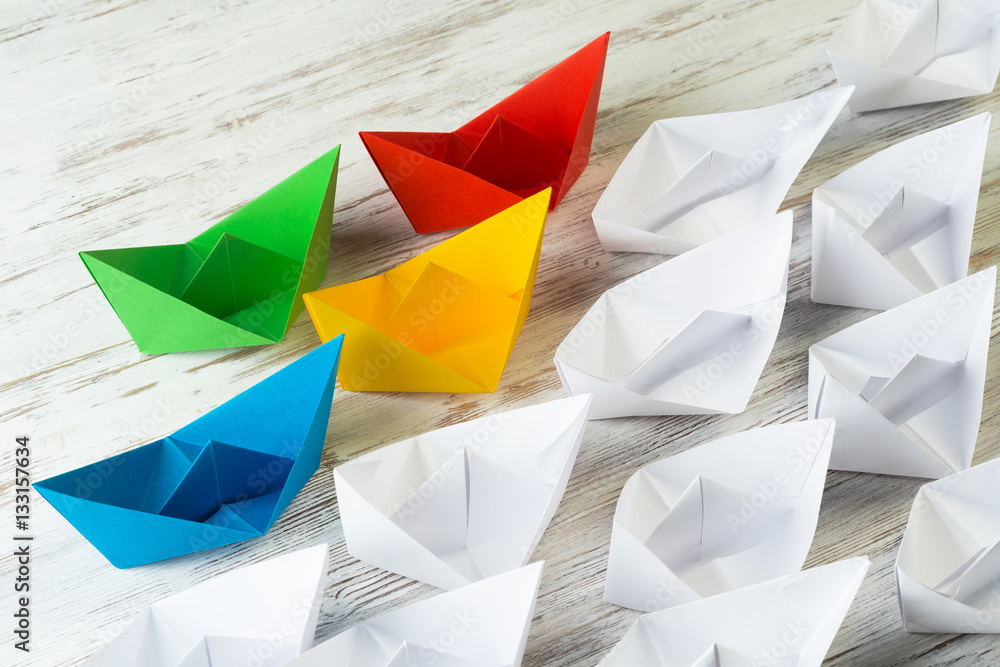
[829,0,1000,112]
[897,458,1000,633]
[809,268,995,478]
[36,336,343,567]
[286,562,543,667]
[813,113,991,309]
[605,420,835,612]
[556,212,792,419]
[598,557,870,666]
[83,544,329,666]
[304,189,548,393]
[360,33,608,233]
[81,147,340,353]
[592,88,851,254]
[335,395,589,589]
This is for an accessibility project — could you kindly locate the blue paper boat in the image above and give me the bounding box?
[35,335,343,568]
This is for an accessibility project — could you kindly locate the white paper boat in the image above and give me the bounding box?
[592,88,851,254]
[829,0,1000,112]
[335,396,590,589]
[286,562,543,667]
[84,544,329,666]
[605,420,835,611]
[813,113,991,310]
[556,213,791,419]
[809,267,995,478]
[598,557,870,667]
[897,457,1000,633]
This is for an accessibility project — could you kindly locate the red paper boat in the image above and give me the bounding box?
[361,33,610,233]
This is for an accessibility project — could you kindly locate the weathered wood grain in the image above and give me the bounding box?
[3,0,1000,664]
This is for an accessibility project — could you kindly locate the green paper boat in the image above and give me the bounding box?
[81,146,340,354]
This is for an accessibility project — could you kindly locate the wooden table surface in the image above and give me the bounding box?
[4,0,1000,664]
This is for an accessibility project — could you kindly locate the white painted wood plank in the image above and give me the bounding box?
[3,0,1000,664]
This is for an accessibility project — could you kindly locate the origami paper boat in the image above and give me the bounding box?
[84,544,328,666]
[35,336,343,568]
[360,33,608,233]
[809,268,995,478]
[829,0,1000,112]
[80,146,340,354]
[598,557,870,667]
[556,212,792,419]
[335,395,589,590]
[287,562,543,667]
[813,113,991,310]
[897,458,1000,633]
[605,420,835,612]
[304,189,548,393]
[592,88,851,255]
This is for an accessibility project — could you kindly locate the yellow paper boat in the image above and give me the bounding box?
[304,189,549,392]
